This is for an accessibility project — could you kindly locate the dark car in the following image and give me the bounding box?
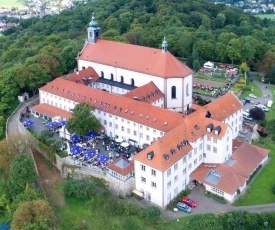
[176,202,192,213]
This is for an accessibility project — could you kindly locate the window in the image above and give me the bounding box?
[213,147,217,153]
[104,120,107,125]
[186,83,189,96]
[183,168,186,175]
[188,163,192,170]
[141,164,146,171]
[146,127,149,131]
[115,124,118,129]
[151,182,157,188]
[226,145,229,151]
[140,125,143,129]
[121,76,124,83]
[101,71,104,78]
[127,121,130,124]
[194,158,197,165]
[121,119,124,122]
[140,133,143,138]
[109,122,112,127]
[171,86,176,99]
[131,78,134,86]
[207,136,211,141]
[174,163,178,171]
[194,147,197,155]
[182,156,186,163]
[199,154,202,161]
[167,181,171,189]
[127,128,130,134]
[214,138,217,143]
[167,168,171,176]
[134,131,137,136]
[199,143,202,150]
[174,175,178,182]
[151,169,156,176]
[188,152,192,159]
[153,129,156,134]
[110,73,114,81]
[146,135,149,141]
[207,145,211,151]
[141,177,146,183]
[121,126,124,131]
[227,136,229,142]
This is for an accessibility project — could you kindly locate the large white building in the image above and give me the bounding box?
[31,15,269,208]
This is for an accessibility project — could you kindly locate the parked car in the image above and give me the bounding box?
[254,104,269,112]
[181,197,197,207]
[249,94,257,99]
[243,98,251,103]
[240,99,246,105]
[176,202,192,213]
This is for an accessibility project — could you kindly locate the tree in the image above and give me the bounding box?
[66,102,101,137]
[240,62,249,74]
[63,179,95,199]
[249,107,265,121]
[267,119,275,140]
[11,199,55,230]
[8,154,37,197]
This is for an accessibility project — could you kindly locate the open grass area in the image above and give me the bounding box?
[239,82,263,99]
[256,14,275,20]
[0,0,24,10]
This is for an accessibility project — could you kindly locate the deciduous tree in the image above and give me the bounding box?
[249,107,265,121]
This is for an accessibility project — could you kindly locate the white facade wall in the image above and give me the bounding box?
[134,161,163,206]
[40,91,165,146]
[205,184,235,202]
[223,109,242,139]
[78,59,192,112]
[95,82,131,95]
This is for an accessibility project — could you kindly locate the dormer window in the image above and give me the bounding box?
[177,144,182,150]
[119,108,122,112]
[192,132,196,137]
[147,151,154,160]
[206,123,214,132]
[94,100,97,103]
[89,98,92,102]
[146,116,149,120]
[83,96,86,100]
[114,106,117,110]
[104,103,107,107]
[67,91,70,94]
[140,114,143,118]
[153,118,157,122]
[50,86,53,89]
[131,111,134,115]
[99,101,102,105]
[56,87,58,90]
[214,126,221,135]
[61,89,64,93]
[163,153,169,160]
[77,94,80,97]
[164,121,168,126]
[194,125,200,130]
[170,149,175,155]
[125,109,128,113]
[182,140,188,146]
[72,93,75,96]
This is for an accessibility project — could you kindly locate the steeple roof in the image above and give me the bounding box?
[89,13,99,29]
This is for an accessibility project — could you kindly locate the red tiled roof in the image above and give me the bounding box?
[31,103,72,119]
[191,163,246,195]
[123,81,164,104]
[39,78,185,132]
[230,142,269,179]
[192,142,269,195]
[59,68,99,85]
[78,39,194,78]
[204,92,243,121]
[106,157,134,176]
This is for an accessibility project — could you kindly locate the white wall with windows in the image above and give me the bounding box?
[223,109,243,139]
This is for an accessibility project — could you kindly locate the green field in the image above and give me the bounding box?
[0,0,24,10]
[256,14,275,20]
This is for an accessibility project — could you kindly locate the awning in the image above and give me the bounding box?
[132,189,143,198]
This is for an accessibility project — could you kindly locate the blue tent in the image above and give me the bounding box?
[85,131,96,138]
[23,120,34,127]
[59,120,67,126]
[70,146,82,154]
[84,150,96,158]
[46,122,58,128]
[97,155,109,163]
[71,135,82,142]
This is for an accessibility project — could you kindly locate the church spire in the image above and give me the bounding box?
[162,36,168,53]
[87,13,100,44]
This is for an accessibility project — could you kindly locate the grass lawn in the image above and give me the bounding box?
[0,0,24,10]
[256,14,275,20]
[239,82,263,99]
[266,85,275,121]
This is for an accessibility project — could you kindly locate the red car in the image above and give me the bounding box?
[181,197,197,207]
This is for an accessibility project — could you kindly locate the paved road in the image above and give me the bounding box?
[6,95,39,137]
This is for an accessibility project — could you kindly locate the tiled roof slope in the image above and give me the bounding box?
[39,78,185,132]
[134,111,228,172]
[60,68,99,85]
[204,92,243,121]
[191,163,246,195]
[107,157,134,176]
[192,141,269,195]
[123,81,164,104]
[230,141,269,179]
[78,39,194,78]
[31,103,72,119]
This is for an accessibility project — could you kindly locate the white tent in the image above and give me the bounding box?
[203,61,214,69]
[121,142,130,148]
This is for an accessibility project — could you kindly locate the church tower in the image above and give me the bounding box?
[162,37,168,53]
[87,13,100,44]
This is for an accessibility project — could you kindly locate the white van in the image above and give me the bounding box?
[242,111,253,120]
[254,104,269,112]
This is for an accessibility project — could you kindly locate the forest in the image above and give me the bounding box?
[1,0,275,138]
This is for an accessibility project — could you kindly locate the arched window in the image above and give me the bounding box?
[82,66,86,69]
[110,74,114,81]
[186,83,189,96]
[121,76,124,83]
[131,78,135,86]
[171,86,176,99]
[101,71,104,78]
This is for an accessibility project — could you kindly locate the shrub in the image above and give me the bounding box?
[123,202,139,216]
[142,206,161,224]
[272,184,275,195]
[63,179,95,199]
[237,189,240,195]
